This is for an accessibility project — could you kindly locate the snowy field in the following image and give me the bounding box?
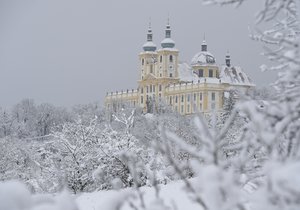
[76,181,199,210]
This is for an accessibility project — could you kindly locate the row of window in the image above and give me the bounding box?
[140,94,162,104]
[141,85,163,94]
[167,92,216,105]
[196,69,217,78]
[141,55,174,66]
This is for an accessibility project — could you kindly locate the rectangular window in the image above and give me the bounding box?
[209,69,213,77]
[200,93,203,100]
[194,93,196,101]
[187,94,190,102]
[175,95,178,103]
[141,96,143,104]
[159,85,162,91]
[170,73,173,77]
[169,97,172,105]
[200,103,203,110]
[141,88,143,93]
[181,105,184,113]
[150,65,153,74]
[181,95,184,102]
[212,92,215,101]
[150,85,152,93]
[187,105,190,113]
[147,86,149,93]
[198,69,203,77]
[153,85,155,92]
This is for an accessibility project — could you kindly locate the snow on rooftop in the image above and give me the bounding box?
[161,38,175,45]
[178,63,198,82]
[142,41,157,48]
[178,63,220,84]
[220,65,255,86]
[191,51,216,66]
[157,48,179,52]
[178,63,255,86]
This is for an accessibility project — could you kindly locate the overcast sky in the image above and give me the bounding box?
[0,0,277,108]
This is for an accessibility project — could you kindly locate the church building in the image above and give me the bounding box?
[105,21,254,115]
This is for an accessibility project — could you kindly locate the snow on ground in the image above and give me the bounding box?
[76,180,200,210]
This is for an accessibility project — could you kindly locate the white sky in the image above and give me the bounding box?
[0,0,277,108]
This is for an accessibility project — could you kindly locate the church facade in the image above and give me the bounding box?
[105,21,254,115]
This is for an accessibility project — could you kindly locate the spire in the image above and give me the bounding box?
[161,17,175,48]
[201,34,207,52]
[225,50,231,67]
[147,21,153,42]
[143,20,157,52]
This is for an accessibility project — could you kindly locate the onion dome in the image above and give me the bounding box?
[143,24,157,52]
[191,39,216,66]
[161,20,175,48]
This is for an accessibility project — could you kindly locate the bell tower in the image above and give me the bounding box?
[157,18,179,80]
[139,22,158,80]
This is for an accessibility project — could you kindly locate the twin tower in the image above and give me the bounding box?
[142,20,175,52]
[139,20,180,82]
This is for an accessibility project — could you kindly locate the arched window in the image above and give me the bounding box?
[169,55,173,62]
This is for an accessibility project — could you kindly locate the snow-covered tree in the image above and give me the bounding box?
[0,108,14,138]
[52,117,101,193]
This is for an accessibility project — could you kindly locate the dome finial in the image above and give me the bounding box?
[143,20,157,52]
[201,34,207,52]
[148,17,152,29]
[226,50,231,67]
[161,16,175,48]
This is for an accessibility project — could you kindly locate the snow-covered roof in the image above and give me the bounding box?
[220,65,254,86]
[142,41,157,51]
[178,63,198,82]
[178,62,255,86]
[157,48,179,52]
[161,38,175,45]
[161,38,175,48]
[191,51,216,66]
[178,63,220,84]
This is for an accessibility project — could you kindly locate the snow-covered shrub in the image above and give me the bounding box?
[0,180,78,210]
